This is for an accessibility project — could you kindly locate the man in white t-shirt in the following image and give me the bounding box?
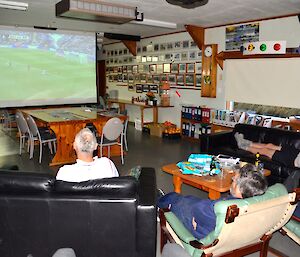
[56,128,119,182]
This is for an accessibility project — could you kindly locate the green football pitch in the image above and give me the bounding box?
[0,48,96,101]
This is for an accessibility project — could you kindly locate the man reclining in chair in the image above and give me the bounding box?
[234,132,300,168]
[158,164,267,240]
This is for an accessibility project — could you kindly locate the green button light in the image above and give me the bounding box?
[260,44,267,51]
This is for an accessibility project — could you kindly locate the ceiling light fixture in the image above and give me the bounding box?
[0,0,28,11]
[130,18,177,29]
[166,0,209,9]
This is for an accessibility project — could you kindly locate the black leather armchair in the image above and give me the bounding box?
[201,124,300,185]
[0,168,157,257]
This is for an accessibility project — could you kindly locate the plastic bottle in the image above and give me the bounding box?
[255,152,260,167]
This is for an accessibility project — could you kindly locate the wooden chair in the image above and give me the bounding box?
[159,184,299,257]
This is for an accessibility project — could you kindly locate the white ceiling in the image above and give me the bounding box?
[0,0,300,39]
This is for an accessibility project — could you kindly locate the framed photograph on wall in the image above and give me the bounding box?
[185,74,195,86]
[116,67,121,73]
[132,65,138,73]
[137,47,141,53]
[189,51,196,60]
[117,74,123,82]
[146,74,153,83]
[159,55,165,62]
[190,41,197,48]
[142,46,147,52]
[122,66,127,73]
[195,62,202,73]
[141,56,147,63]
[136,56,141,62]
[128,84,135,91]
[138,64,144,73]
[157,64,164,73]
[149,84,159,93]
[174,41,181,49]
[168,74,176,85]
[123,57,128,63]
[154,44,159,51]
[127,65,133,73]
[183,40,189,48]
[144,64,150,73]
[113,74,118,82]
[122,74,128,83]
[187,63,195,73]
[118,49,123,55]
[128,73,134,83]
[142,84,149,92]
[167,42,173,50]
[114,59,118,64]
[163,63,171,73]
[197,50,202,60]
[181,52,188,61]
[160,43,167,51]
[195,74,202,87]
[174,53,181,61]
[146,56,152,62]
[165,53,172,61]
[136,84,143,93]
[134,74,140,83]
[179,63,186,73]
[149,64,157,74]
[152,56,159,62]
[176,74,185,86]
[153,75,160,84]
[147,44,154,52]
[170,63,179,74]
[108,75,113,82]
[161,74,168,82]
[140,74,147,83]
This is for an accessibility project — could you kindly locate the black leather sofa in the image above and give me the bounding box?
[200,123,300,185]
[0,168,157,257]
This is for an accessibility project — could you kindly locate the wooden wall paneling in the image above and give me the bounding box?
[185,24,205,49]
[122,40,137,56]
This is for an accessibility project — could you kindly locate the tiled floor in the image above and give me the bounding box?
[0,124,299,257]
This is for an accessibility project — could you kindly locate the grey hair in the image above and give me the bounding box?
[236,163,268,198]
[74,128,97,153]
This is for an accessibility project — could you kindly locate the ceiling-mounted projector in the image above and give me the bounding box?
[56,0,139,24]
[166,0,209,9]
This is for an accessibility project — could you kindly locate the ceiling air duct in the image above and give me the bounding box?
[56,0,140,24]
[166,0,209,9]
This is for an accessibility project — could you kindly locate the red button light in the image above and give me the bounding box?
[274,43,281,51]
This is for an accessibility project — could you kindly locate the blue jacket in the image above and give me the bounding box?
[158,192,236,239]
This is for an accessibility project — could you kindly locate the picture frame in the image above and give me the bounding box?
[114,50,118,56]
[154,44,159,51]
[181,52,188,61]
[142,46,147,52]
[128,84,135,91]
[136,84,143,93]
[153,75,160,84]
[189,51,196,60]
[123,57,128,63]
[110,50,114,56]
[144,64,150,73]
[138,64,144,73]
[179,63,186,73]
[160,43,167,51]
[137,47,141,53]
[167,42,173,50]
[163,63,171,73]
[114,59,118,64]
[128,57,133,63]
[183,40,189,49]
[146,74,153,83]
[132,65,138,73]
[113,74,118,82]
[115,67,121,73]
[136,55,141,62]
[127,65,133,73]
[168,74,176,85]
[187,63,195,73]
[159,55,165,62]
[118,49,123,55]
[152,56,159,62]
[161,74,168,83]
[140,74,147,83]
[146,56,152,62]
[157,64,164,73]
[149,84,159,93]
[118,58,123,64]
[142,84,149,92]
[122,65,127,73]
[108,75,113,82]
[117,74,123,82]
[185,74,195,86]
[149,64,157,74]
[147,44,154,52]
[134,74,140,83]
[195,62,202,73]
[170,63,179,74]
[128,73,134,83]
[122,73,128,83]
[195,74,202,87]
[141,56,147,63]
[176,74,185,86]
[165,53,172,61]
[190,41,197,48]
[174,41,181,49]
[174,53,181,61]
[197,50,202,60]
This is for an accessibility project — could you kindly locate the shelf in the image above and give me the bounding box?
[216,49,300,70]
[181,117,210,125]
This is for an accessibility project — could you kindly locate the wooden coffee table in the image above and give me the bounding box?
[162,163,271,200]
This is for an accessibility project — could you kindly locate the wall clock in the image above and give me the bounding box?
[204,45,213,57]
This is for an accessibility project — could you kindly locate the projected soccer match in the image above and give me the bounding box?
[0,26,97,107]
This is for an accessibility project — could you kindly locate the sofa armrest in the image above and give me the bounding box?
[200,131,234,153]
[136,167,157,257]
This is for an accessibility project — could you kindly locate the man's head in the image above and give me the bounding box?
[230,163,268,198]
[73,128,97,156]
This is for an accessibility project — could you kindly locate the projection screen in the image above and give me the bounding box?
[0,26,97,108]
